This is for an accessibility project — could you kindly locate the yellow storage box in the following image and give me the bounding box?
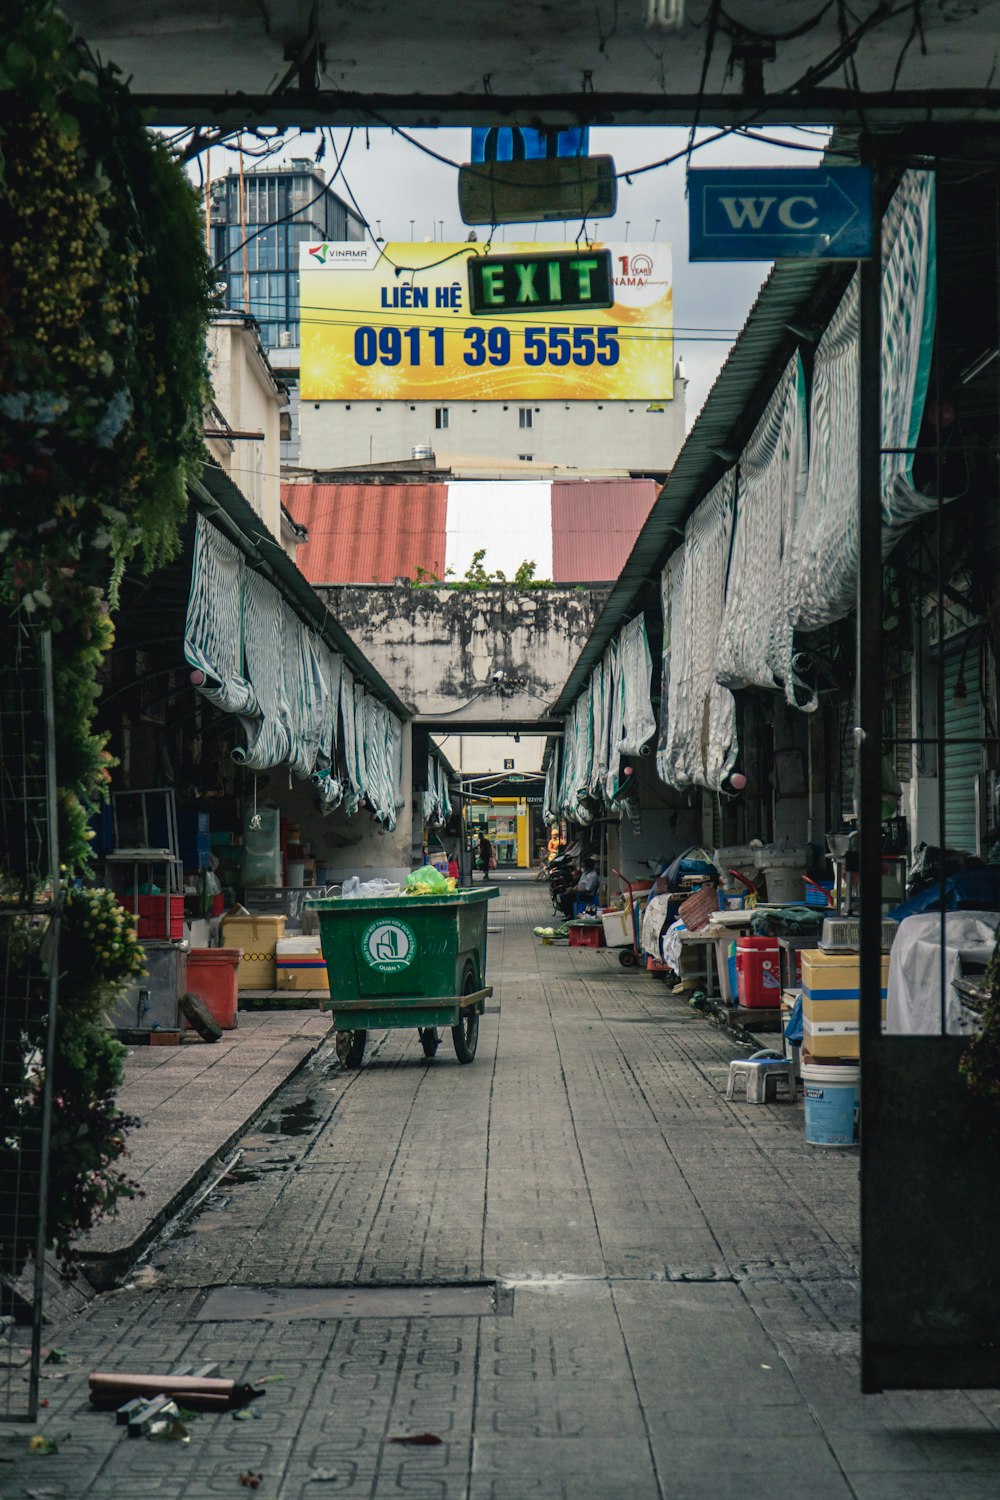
[221,913,286,990]
[801,949,889,1059]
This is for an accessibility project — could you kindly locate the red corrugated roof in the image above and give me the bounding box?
[283,484,449,584]
[550,480,660,583]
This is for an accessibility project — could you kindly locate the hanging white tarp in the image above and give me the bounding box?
[555,612,656,819]
[311,648,343,806]
[557,681,594,824]
[588,655,612,800]
[338,662,360,815]
[184,515,403,819]
[655,545,685,790]
[603,636,624,802]
[423,753,452,825]
[184,515,258,719]
[236,570,294,770]
[606,614,656,798]
[543,745,561,826]
[787,170,937,658]
[656,474,738,791]
[617,614,657,753]
[717,352,809,696]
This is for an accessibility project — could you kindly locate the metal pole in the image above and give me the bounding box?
[28,632,62,1421]
[238,138,249,313]
[857,161,884,1050]
[857,156,882,1395]
[204,146,212,256]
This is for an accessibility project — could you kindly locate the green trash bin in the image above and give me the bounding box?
[307,887,498,1067]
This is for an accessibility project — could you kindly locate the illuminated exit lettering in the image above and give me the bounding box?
[468,249,614,316]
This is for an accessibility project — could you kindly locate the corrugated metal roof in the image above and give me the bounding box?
[284,483,448,584]
[444,481,553,580]
[284,476,686,588]
[551,480,659,583]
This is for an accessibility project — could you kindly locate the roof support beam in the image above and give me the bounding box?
[137,89,1000,131]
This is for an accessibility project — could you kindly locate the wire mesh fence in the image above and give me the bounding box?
[0,621,60,1421]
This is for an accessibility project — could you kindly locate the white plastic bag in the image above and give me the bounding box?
[341,876,400,899]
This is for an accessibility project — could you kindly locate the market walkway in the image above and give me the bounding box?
[5,878,1000,1498]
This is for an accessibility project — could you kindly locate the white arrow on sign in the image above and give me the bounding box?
[703,174,860,243]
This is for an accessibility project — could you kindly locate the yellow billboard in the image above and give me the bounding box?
[299,241,672,402]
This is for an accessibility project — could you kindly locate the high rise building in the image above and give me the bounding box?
[209,159,365,462]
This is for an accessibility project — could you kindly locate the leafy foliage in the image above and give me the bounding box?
[0,1,216,618]
[0,2,216,1276]
[408,551,553,591]
[960,935,1000,1098]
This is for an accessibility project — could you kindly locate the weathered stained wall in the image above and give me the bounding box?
[320,585,610,719]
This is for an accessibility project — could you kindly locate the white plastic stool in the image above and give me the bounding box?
[725,1049,796,1103]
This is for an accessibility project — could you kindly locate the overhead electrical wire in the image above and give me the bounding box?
[207,116,829,281]
[213,127,355,270]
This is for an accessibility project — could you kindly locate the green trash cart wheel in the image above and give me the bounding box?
[418,1027,440,1058]
[336,1028,367,1068]
[452,964,479,1064]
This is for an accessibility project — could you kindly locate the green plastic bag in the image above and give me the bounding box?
[405,866,452,896]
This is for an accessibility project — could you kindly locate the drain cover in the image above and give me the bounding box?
[196,1282,510,1322]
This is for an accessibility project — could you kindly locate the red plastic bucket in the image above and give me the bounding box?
[735,936,781,1008]
[186,947,241,1029]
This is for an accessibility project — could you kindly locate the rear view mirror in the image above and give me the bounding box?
[458,156,617,226]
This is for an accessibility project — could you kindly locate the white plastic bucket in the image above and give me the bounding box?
[801,1061,860,1147]
[761,866,806,903]
[602,909,632,947]
[286,860,306,888]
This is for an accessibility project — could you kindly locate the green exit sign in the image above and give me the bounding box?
[467,250,613,316]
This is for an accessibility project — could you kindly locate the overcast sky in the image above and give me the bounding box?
[190,124,829,426]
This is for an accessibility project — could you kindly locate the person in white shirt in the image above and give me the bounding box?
[559,857,599,918]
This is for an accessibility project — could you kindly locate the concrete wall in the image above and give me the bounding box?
[617,766,705,880]
[299,395,686,473]
[206,316,289,550]
[319,584,609,719]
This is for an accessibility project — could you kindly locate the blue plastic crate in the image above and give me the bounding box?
[805,882,834,909]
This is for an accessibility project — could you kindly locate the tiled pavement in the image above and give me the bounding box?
[3,877,999,1498]
[77,1009,333,1285]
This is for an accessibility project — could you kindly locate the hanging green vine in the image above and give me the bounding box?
[0,0,216,872]
[0,4,216,617]
[0,1,216,1276]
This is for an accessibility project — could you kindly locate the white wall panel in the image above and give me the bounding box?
[444,482,553,581]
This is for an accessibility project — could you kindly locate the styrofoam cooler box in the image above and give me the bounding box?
[602,908,632,947]
[221,913,286,989]
[275,935,330,992]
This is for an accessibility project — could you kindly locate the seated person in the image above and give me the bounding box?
[559,857,599,918]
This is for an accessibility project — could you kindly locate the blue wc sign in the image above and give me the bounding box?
[688,166,873,261]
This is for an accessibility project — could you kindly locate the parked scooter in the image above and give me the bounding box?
[546,849,578,913]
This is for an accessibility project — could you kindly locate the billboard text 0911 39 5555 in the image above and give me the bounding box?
[298,240,673,403]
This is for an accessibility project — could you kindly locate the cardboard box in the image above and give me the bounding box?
[221,913,286,990]
[800,949,889,1001]
[803,1006,886,1059]
[275,936,329,992]
[801,951,889,1059]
